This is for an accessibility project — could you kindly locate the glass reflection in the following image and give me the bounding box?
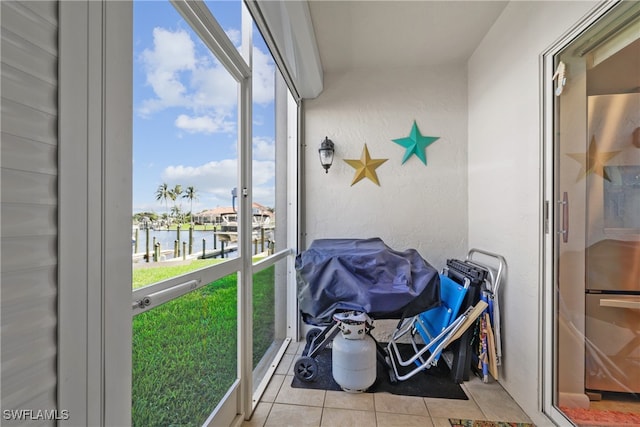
[553,4,640,423]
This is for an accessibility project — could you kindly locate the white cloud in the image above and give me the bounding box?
[175,114,235,134]
[253,136,275,161]
[162,160,238,206]
[137,26,238,134]
[189,65,237,110]
[226,29,241,46]
[252,46,275,105]
[164,159,236,185]
[161,156,276,208]
[252,159,275,186]
[139,28,196,115]
[137,25,277,140]
[143,27,196,72]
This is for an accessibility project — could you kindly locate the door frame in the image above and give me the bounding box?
[540,1,626,424]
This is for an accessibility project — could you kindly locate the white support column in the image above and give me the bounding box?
[58,1,132,425]
[238,3,254,420]
[287,93,301,341]
[59,2,91,423]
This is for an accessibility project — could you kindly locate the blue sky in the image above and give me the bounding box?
[133,0,276,215]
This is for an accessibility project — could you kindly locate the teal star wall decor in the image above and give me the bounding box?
[392,120,440,165]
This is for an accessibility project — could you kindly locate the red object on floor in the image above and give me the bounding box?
[560,406,640,426]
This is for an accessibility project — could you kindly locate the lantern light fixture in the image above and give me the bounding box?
[319,136,335,173]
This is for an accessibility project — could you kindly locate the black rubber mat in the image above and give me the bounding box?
[291,343,468,399]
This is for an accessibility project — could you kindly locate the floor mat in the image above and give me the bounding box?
[449,420,535,427]
[559,406,640,426]
[291,343,468,399]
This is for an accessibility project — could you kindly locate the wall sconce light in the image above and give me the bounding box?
[319,136,335,173]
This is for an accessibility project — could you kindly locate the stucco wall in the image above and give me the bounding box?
[303,66,468,271]
[467,1,597,424]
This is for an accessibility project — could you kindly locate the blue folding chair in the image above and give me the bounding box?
[385,273,482,382]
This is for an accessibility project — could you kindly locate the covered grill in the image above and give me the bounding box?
[296,238,441,326]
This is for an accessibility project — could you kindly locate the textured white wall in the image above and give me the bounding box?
[303,66,468,271]
[468,1,597,424]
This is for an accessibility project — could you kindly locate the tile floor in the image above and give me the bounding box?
[242,341,534,427]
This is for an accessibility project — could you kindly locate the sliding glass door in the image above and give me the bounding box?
[545,2,640,424]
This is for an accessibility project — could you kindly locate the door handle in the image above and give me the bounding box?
[558,192,568,243]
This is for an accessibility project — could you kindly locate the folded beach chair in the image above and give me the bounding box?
[385,273,487,382]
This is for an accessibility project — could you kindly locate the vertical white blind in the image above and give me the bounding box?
[1,1,59,422]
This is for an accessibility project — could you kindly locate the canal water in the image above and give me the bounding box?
[133,229,232,259]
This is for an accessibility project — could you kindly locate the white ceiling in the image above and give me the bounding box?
[308,1,508,73]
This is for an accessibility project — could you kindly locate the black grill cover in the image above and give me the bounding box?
[296,238,441,326]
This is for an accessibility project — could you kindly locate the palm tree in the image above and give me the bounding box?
[169,184,183,223]
[155,183,171,227]
[183,186,198,225]
[170,205,182,222]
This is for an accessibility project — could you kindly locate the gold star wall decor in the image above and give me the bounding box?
[344,144,388,186]
[566,135,621,182]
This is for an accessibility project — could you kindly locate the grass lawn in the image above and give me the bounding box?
[132,259,224,290]
[132,261,275,427]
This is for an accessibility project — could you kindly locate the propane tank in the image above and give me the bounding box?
[332,312,377,393]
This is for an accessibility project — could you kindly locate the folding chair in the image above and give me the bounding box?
[385,274,487,382]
